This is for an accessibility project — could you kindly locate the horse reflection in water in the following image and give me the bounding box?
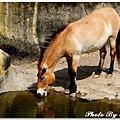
[36,96,77,118]
[37,7,120,97]
[36,98,55,118]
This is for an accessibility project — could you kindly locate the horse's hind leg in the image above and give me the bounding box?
[65,54,79,97]
[106,36,116,78]
[93,45,107,78]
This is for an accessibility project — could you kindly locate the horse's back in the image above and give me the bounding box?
[94,7,120,34]
[68,7,120,37]
[64,7,120,54]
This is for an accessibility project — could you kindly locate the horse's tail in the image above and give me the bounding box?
[116,29,120,69]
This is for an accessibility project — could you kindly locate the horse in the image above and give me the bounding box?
[37,7,120,97]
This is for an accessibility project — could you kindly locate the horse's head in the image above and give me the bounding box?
[37,64,55,97]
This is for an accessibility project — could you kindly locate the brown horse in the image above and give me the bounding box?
[37,7,120,97]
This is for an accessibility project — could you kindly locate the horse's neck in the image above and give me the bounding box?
[42,35,64,71]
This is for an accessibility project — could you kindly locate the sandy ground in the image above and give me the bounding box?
[1,47,120,100]
[52,48,120,100]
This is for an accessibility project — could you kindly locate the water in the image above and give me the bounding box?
[0,90,120,118]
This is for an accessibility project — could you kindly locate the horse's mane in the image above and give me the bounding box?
[38,25,67,65]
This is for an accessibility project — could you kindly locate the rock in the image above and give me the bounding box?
[0,59,37,94]
[70,93,77,97]
[52,86,65,93]
[64,89,70,94]
[0,3,120,58]
[0,49,11,74]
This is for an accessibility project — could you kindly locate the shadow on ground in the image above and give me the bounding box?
[53,66,98,89]
[28,66,98,91]
[29,65,111,92]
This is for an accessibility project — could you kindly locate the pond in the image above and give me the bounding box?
[0,90,120,118]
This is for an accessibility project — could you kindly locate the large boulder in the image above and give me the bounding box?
[0,49,11,93]
[0,49,11,74]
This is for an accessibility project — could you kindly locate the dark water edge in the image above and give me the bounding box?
[0,90,120,118]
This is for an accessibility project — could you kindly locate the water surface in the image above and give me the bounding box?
[0,90,120,118]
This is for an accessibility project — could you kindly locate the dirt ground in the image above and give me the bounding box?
[53,48,120,100]
[1,47,120,100]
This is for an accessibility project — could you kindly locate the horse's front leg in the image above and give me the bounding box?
[65,54,80,97]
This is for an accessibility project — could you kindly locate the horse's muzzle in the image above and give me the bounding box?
[37,88,47,97]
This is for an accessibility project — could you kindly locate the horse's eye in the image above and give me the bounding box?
[41,76,45,80]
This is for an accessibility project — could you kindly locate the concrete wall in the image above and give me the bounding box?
[0,2,120,57]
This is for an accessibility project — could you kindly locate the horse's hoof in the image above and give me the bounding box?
[92,74,100,79]
[105,74,112,79]
[64,89,70,94]
[70,93,76,97]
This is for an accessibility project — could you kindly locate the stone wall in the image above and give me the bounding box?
[0,2,120,57]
